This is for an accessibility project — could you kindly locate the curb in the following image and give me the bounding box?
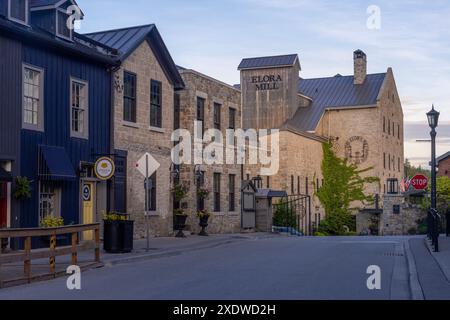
[403,240,425,300]
[103,234,279,267]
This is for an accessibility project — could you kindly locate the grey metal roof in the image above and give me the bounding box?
[437,151,450,163]
[256,189,288,198]
[30,0,79,9]
[238,54,298,70]
[288,73,386,131]
[85,25,155,60]
[85,25,184,89]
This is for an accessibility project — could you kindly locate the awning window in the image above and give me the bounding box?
[38,145,77,181]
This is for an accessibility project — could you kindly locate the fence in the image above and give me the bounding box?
[272,195,311,236]
[0,224,101,288]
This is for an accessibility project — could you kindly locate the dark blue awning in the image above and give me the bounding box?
[39,146,77,181]
[0,167,12,182]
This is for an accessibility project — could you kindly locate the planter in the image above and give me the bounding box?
[103,220,134,254]
[174,215,188,238]
[198,216,210,236]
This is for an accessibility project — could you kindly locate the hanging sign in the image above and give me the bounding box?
[94,157,115,181]
[82,184,91,201]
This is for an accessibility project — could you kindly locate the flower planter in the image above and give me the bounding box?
[198,216,210,236]
[174,215,188,238]
[104,220,134,253]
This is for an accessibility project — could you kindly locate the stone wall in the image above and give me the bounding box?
[112,41,175,238]
[380,194,426,236]
[178,69,243,235]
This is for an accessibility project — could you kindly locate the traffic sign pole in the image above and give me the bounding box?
[145,154,150,252]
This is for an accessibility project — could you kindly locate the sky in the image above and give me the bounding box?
[76,0,450,167]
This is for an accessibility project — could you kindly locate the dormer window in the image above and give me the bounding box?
[56,9,72,40]
[8,0,29,25]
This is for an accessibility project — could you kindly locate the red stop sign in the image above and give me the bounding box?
[411,174,429,190]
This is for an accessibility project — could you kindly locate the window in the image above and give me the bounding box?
[389,154,391,170]
[291,175,294,194]
[148,173,157,211]
[297,176,300,194]
[229,108,236,129]
[229,174,236,212]
[384,153,386,169]
[267,176,270,189]
[150,80,162,128]
[39,182,61,223]
[383,117,386,133]
[174,93,180,130]
[70,78,88,138]
[305,177,309,195]
[23,65,43,130]
[398,158,401,172]
[398,124,400,139]
[388,120,391,135]
[8,0,28,25]
[123,71,137,123]
[197,97,205,135]
[214,173,221,212]
[56,10,72,40]
[214,103,221,130]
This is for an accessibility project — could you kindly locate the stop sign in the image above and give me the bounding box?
[410,174,429,190]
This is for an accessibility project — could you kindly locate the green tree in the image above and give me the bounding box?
[422,176,450,214]
[316,143,379,235]
[404,158,431,178]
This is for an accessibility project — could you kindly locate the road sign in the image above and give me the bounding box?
[136,153,160,178]
[410,174,429,190]
[94,157,115,180]
[82,184,91,201]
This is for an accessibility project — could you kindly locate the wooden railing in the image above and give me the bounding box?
[0,224,101,287]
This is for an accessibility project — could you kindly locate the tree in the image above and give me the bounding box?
[404,158,431,178]
[422,176,450,214]
[316,143,379,235]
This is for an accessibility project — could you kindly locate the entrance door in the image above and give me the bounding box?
[0,182,7,227]
[82,182,95,240]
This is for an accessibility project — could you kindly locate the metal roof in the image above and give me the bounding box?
[85,25,184,89]
[238,54,298,70]
[30,0,79,9]
[437,151,450,163]
[288,73,386,131]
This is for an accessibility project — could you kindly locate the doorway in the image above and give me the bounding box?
[82,182,96,240]
[0,182,7,228]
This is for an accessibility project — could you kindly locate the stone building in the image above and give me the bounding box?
[437,152,450,178]
[237,50,404,231]
[86,25,185,238]
[176,67,243,234]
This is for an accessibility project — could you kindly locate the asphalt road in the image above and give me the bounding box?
[0,236,415,300]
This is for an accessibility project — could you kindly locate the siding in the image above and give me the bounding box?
[19,44,111,228]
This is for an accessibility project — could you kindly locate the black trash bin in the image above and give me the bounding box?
[104,216,134,253]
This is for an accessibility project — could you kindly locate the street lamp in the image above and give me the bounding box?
[427,105,440,251]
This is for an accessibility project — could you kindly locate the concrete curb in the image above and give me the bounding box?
[103,233,280,267]
[404,240,425,300]
[423,236,450,283]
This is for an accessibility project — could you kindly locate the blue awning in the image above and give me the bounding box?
[39,145,77,180]
[0,167,12,182]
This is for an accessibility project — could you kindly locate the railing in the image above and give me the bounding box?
[428,209,441,252]
[272,195,311,236]
[0,224,101,288]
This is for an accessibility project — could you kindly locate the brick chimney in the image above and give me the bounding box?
[354,50,367,85]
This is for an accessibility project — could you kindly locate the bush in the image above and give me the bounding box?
[273,202,297,229]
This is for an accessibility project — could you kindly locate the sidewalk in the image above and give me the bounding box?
[0,232,280,287]
[424,236,450,282]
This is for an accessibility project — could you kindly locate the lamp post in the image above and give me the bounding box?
[427,105,440,251]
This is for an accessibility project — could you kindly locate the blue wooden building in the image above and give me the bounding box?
[0,0,118,244]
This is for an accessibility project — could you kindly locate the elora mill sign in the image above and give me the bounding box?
[251,75,283,91]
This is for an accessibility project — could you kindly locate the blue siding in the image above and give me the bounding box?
[20,44,111,228]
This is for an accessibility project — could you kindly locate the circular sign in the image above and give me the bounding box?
[82,185,91,201]
[94,157,115,180]
[411,174,429,190]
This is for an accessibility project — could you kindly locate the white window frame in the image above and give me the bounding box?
[22,64,45,131]
[38,181,62,224]
[56,8,73,41]
[70,77,89,139]
[7,0,29,26]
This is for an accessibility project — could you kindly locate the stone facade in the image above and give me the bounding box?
[438,155,450,178]
[315,68,404,208]
[112,41,175,238]
[379,194,426,236]
[177,69,243,234]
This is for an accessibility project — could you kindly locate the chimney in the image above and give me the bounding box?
[353,50,367,85]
